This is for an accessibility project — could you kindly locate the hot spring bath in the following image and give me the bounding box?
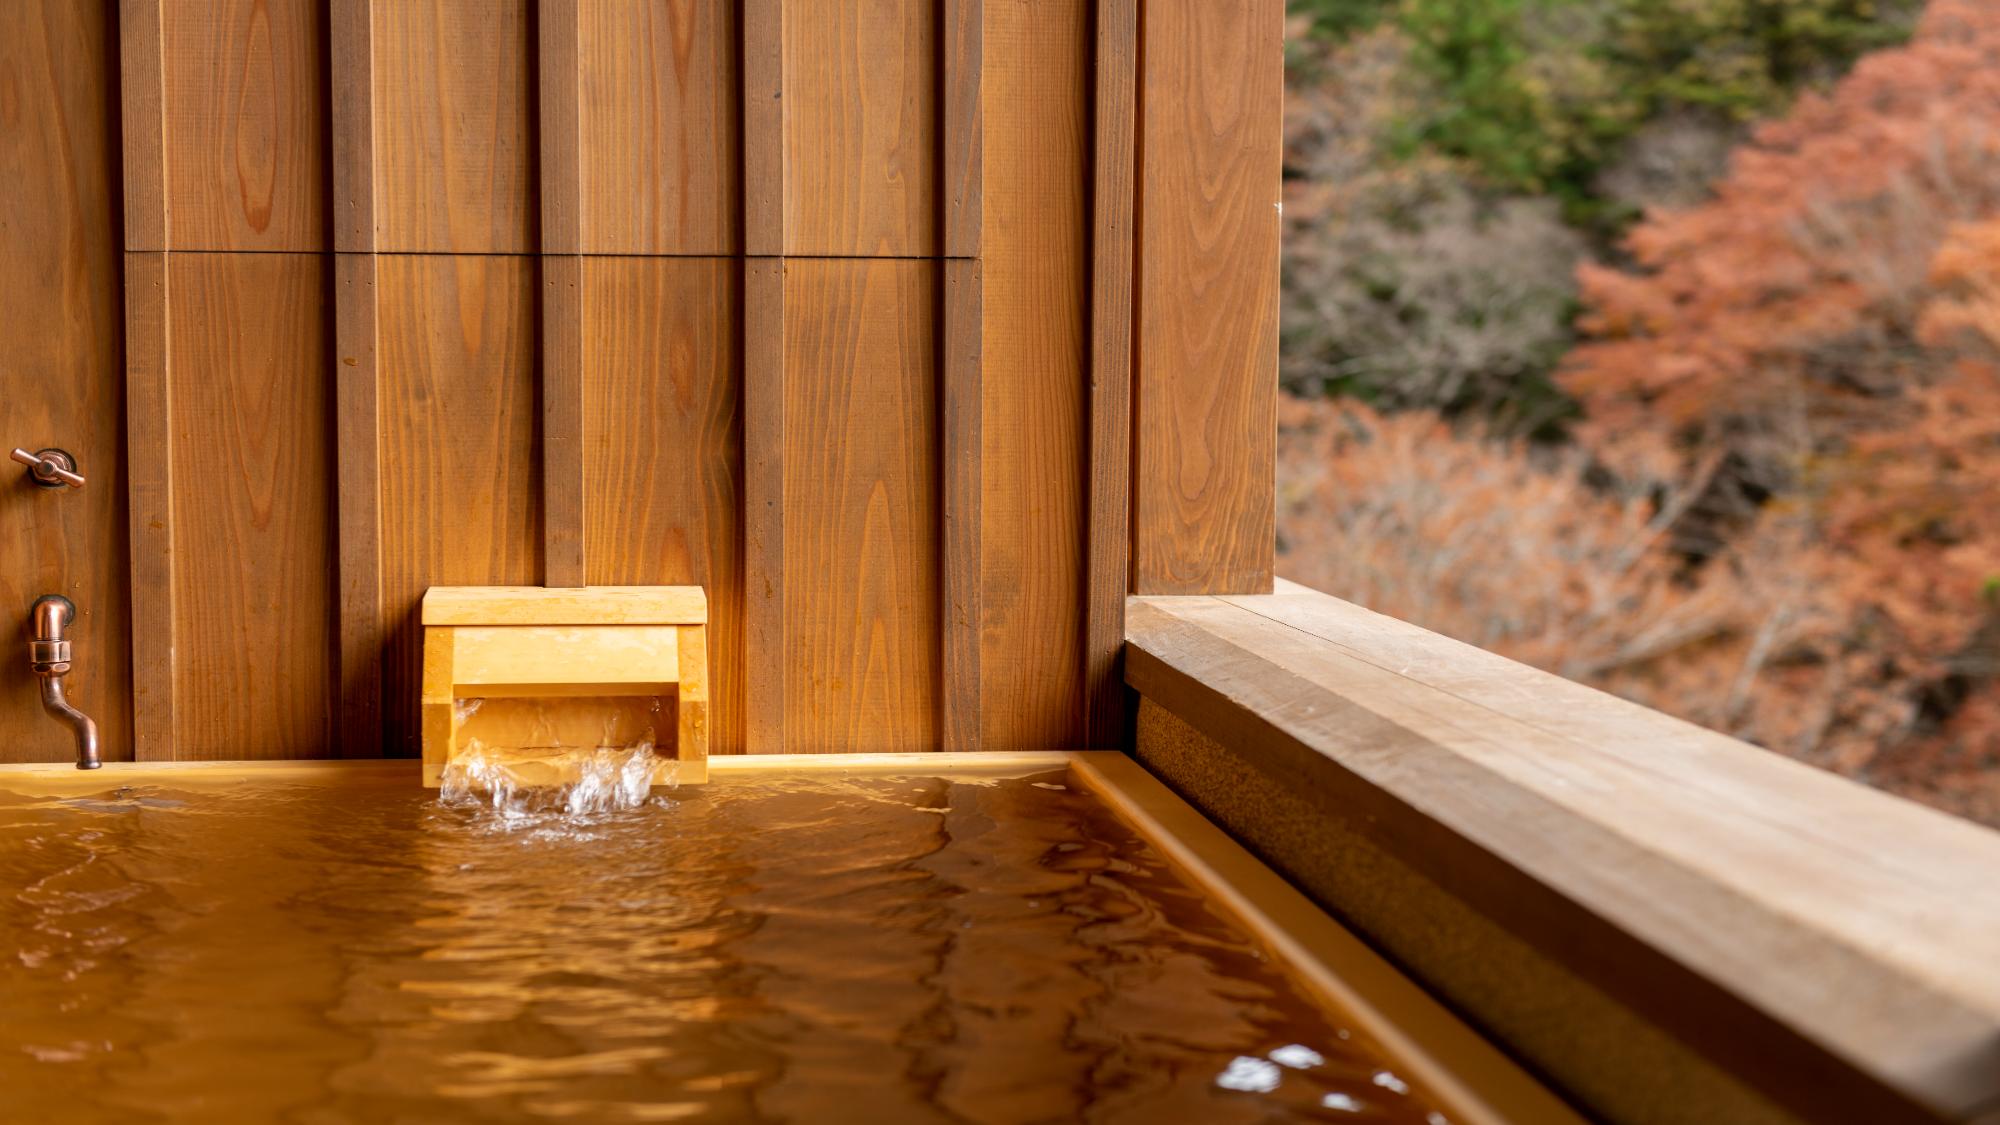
[0,753,1562,1123]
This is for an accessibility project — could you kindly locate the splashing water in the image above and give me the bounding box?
[438,742,676,821]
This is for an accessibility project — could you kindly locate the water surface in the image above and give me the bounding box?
[0,764,1445,1123]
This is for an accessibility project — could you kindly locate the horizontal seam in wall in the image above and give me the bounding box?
[129,249,981,261]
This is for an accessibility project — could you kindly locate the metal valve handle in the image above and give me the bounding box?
[9,447,84,489]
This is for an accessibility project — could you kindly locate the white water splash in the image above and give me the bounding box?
[439,742,676,821]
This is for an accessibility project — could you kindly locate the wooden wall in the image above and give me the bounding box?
[1,0,1280,763]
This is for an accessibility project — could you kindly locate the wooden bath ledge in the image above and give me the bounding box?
[1126,580,2000,1125]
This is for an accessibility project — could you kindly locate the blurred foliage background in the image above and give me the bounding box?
[1277,0,2000,823]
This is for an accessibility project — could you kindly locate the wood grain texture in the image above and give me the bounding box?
[783,0,936,255]
[330,0,375,252]
[1131,0,1280,595]
[1128,584,2000,1123]
[372,0,535,252]
[979,0,1089,751]
[579,0,739,254]
[161,0,325,251]
[120,0,168,249]
[1085,0,1136,746]
[377,255,542,756]
[676,622,710,777]
[538,0,581,255]
[0,1,128,763]
[742,259,784,751]
[166,254,333,759]
[742,0,783,256]
[940,258,981,751]
[450,624,678,691]
[424,585,707,625]
[126,254,174,760]
[335,252,382,757]
[782,260,937,752]
[420,624,453,783]
[582,258,743,754]
[542,254,586,586]
[942,0,981,257]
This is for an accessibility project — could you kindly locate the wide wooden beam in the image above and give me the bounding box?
[1129,0,1281,595]
[1084,0,1138,747]
[1127,583,2000,1124]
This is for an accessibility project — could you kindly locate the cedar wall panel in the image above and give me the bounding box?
[1131,0,1282,594]
[376,256,542,755]
[57,0,1272,760]
[780,260,939,752]
[577,0,739,255]
[978,0,1088,749]
[0,1,129,762]
[165,255,334,758]
[161,0,326,251]
[782,0,938,256]
[582,258,744,754]
[371,0,536,253]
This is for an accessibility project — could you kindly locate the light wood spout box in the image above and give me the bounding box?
[420,586,709,786]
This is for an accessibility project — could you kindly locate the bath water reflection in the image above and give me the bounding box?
[0,764,1444,1123]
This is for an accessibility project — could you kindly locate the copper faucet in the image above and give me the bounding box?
[29,595,100,769]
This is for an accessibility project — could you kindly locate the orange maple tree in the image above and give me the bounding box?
[1282,0,2000,825]
[1556,0,2000,817]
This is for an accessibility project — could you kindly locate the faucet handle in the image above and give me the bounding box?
[10,447,84,489]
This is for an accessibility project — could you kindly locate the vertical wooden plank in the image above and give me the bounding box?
[978,0,1089,751]
[783,259,938,754]
[331,0,375,253]
[125,252,174,759]
[542,255,586,588]
[160,0,326,250]
[376,256,541,756]
[120,0,168,250]
[743,258,785,751]
[941,259,982,751]
[1131,0,1280,595]
[0,2,129,762]
[578,0,739,254]
[333,0,381,757]
[783,0,937,255]
[743,0,784,256]
[1085,0,1136,746]
[540,0,586,587]
[942,0,982,257]
[539,0,582,256]
[167,254,333,758]
[372,0,535,252]
[335,253,382,757]
[583,258,743,755]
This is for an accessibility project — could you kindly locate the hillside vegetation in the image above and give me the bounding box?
[1278,0,2000,823]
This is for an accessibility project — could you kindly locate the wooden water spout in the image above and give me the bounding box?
[420,586,709,786]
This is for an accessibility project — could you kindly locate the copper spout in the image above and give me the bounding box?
[29,595,99,769]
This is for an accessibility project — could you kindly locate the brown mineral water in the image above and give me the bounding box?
[0,756,1448,1123]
